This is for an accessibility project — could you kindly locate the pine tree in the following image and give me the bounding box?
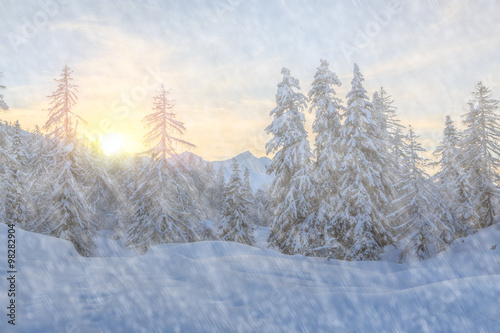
[372,89,407,221]
[0,120,9,215]
[26,125,48,179]
[44,66,85,141]
[24,125,48,231]
[432,116,477,237]
[255,186,272,227]
[2,121,27,228]
[372,89,406,175]
[393,126,450,262]
[371,87,406,157]
[242,168,253,200]
[25,125,42,163]
[371,91,386,135]
[114,154,141,238]
[461,82,500,227]
[219,159,254,245]
[174,153,219,239]
[242,167,258,224]
[126,85,196,252]
[332,64,393,261]
[307,59,345,257]
[37,66,96,256]
[0,75,9,207]
[308,59,344,165]
[143,85,194,160]
[193,161,219,241]
[85,140,120,231]
[214,167,226,211]
[265,67,315,255]
[101,152,130,239]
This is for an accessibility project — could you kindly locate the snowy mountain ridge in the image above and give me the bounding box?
[177,150,273,191]
[211,151,273,191]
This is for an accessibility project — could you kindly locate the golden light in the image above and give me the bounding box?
[101,133,125,156]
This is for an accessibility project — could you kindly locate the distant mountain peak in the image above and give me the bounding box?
[235,151,255,161]
[177,150,197,157]
[169,150,272,191]
[212,151,272,191]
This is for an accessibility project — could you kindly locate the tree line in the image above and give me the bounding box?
[0,63,499,262]
[0,67,267,256]
[265,60,499,261]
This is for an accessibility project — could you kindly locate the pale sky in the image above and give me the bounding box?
[0,0,499,160]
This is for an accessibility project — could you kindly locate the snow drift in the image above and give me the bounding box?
[1,223,499,332]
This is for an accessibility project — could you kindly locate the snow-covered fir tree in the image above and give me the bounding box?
[307,59,345,257]
[25,125,42,164]
[242,168,253,200]
[461,82,500,228]
[371,88,408,231]
[331,64,393,261]
[0,76,10,212]
[265,67,315,255]
[213,167,226,211]
[432,116,478,236]
[126,84,197,252]
[242,167,258,225]
[255,186,272,227]
[37,65,97,256]
[102,152,132,238]
[167,157,204,232]
[371,87,406,159]
[173,153,219,239]
[219,159,254,245]
[23,125,47,230]
[308,59,344,165]
[394,126,451,262]
[85,140,120,231]
[26,125,47,178]
[0,122,9,214]
[371,91,386,135]
[44,66,86,141]
[2,121,27,228]
[179,152,216,222]
[113,154,142,238]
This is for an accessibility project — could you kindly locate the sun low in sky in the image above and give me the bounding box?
[100,133,126,156]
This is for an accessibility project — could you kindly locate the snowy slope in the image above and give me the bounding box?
[1,223,500,332]
[211,151,273,191]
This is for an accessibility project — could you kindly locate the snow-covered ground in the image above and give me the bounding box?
[1,223,500,332]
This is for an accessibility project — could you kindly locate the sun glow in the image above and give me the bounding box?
[101,133,125,156]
